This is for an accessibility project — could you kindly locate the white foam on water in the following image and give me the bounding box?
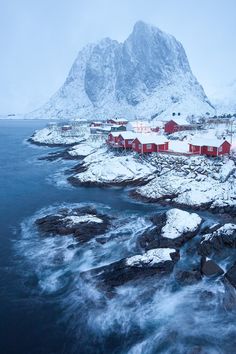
[15,202,236,353]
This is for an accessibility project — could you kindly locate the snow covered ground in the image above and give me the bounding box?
[71,147,156,185]
[68,135,106,157]
[30,126,90,145]
[136,154,236,210]
[31,123,236,212]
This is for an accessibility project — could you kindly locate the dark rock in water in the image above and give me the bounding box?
[175,269,202,286]
[35,206,110,243]
[225,264,236,289]
[138,210,201,250]
[138,213,166,250]
[81,248,179,292]
[198,290,215,302]
[66,163,88,175]
[198,224,236,257]
[200,222,222,235]
[201,257,224,277]
[186,346,208,354]
[38,149,79,161]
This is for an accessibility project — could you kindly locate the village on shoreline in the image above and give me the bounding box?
[28,113,236,296]
[30,113,236,219]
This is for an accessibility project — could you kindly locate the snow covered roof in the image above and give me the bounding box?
[164,117,190,125]
[169,140,189,153]
[190,136,229,147]
[109,131,122,137]
[111,118,128,122]
[135,134,168,145]
[118,131,136,139]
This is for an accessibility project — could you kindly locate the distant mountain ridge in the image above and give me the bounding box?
[28,21,214,120]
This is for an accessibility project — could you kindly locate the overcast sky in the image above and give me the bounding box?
[1,0,236,114]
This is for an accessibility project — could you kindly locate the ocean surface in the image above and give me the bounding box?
[0,120,235,354]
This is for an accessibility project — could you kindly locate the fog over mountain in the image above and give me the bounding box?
[29,21,215,120]
[209,80,236,115]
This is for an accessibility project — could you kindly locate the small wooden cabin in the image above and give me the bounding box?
[132,135,169,154]
[118,132,136,149]
[189,138,231,156]
[110,125,127,132]
[164,120,193,134]
[107,132,122,146]
[107,118,128,126]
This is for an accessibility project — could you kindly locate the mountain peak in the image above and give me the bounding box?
[28,22,214,120]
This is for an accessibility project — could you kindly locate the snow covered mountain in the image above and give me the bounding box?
[28,21,214,120]
[210,80,236,115]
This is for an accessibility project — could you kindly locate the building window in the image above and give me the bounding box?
[208,146,213,152]
[218,146,222,152]
[146,144,152,149]
[132,143,135,148]
[138,144,141,149]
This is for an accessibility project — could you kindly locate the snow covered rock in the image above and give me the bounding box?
[67,135,106,158]
[161,209,202,240]
[126,248,176,267]
[199,223,236,256]
[81,247,179,292]
[68,148,156,187]
[139,208,202,250]
[134,154,236,212]
[28,21,214,120]
[35,206,110,243]
[30,126,89,146]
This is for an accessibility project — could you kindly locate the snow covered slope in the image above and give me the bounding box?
[28,21,214,120]
[210,80,236,115]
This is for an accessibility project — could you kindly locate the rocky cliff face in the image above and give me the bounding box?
[29,21,214,120]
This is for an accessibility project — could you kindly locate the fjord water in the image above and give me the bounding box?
[0,120,159,354]
[0,120,235,354]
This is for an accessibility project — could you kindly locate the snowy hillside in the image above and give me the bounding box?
[210,80,236,115]
[28,21,214,120]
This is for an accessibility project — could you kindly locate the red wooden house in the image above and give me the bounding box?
[189,138,231,156]
[107,132,122,147]
[132,135,169,154]
[164,120,193,134]
[107,118,128,126]
[118,132,136,149]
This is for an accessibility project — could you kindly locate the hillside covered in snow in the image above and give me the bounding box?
[210,80,236,115]
[28,21,214,121]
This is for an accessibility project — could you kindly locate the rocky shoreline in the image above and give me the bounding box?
[28,136,78,148]
[29,130,236,299]
[130,190,236,221]
[33,205,236,296]
[31,132,236,220]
